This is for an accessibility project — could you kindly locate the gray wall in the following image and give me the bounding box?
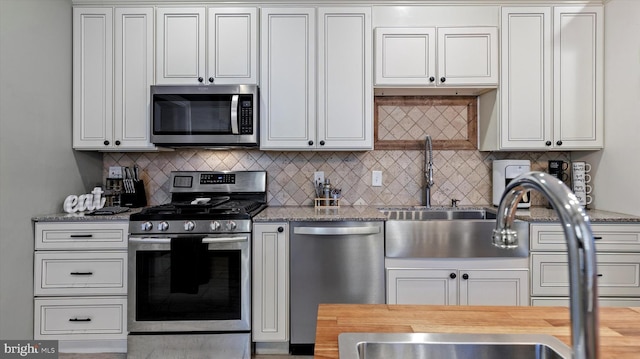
[579,0,640,216]
[0,0,103,338]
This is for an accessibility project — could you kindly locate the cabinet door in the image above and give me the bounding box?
[260,8,316,150]
[207,8,257,85]
[317,7,372,150]
[114,8,156,150]
[458,269,529,306]
[387,268,457,305]
[252,223,289,342]
[531,223,640,252]
[374,27,436,86]
[500,7,552,150]
[156,7,206,85]
[553,6,603,149]
[73,8,113,149]
[437,27,498,86]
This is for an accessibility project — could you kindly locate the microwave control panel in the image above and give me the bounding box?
[240,96,253,134]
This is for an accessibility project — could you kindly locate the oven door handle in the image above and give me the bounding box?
[202,236,248,243]
[129,237,172,244]
[230,94,239,134]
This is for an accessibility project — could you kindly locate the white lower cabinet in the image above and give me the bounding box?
[252,223,289,351]
[386,259,529,306]
[530,223,640,307]
[33,221,128,353]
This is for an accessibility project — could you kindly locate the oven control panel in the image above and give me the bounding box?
[200,173,235,185]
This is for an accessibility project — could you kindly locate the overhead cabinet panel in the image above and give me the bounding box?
[375,28,436,86]
[208,8,258,83]
[156,8,206,84]
[437,27,499,86]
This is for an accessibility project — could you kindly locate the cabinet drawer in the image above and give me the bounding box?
[34,252,127,296]
[530,223,640,252]
[35,222,128,250]
[34,297,126,340]
[531,253,640,296]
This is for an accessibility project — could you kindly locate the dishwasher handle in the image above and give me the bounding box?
[293,226,380,236]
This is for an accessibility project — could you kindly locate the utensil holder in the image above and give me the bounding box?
[121,180,147,208]
[314,197,340,209]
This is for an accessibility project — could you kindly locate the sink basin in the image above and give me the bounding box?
[383,209,529,258]
[381,209,492,220]
[338,333,572,359]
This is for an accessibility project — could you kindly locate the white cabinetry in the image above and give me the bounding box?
[482,6,603,151]
[386,259,529,306]
[260,7,372,150]
[252,223,289,347]
[33,221,129,352]
[156,7,257,85]
[73,7,155,151]
[374,27,497,87]
[530,223,640,307]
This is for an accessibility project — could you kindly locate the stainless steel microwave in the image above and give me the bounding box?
[150,85,258,148]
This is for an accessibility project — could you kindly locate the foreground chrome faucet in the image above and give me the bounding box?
[424,135,434,207]
[492,171,599,359]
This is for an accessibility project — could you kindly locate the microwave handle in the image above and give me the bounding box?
[231,95,239,134]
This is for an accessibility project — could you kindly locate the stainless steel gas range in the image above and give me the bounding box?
[127,170,266,359]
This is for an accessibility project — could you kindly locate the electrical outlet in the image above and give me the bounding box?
[314,171,325,187]
[372,171,382,187]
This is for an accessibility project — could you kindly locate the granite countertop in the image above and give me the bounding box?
[314,304,640,359]
[32,207,143,222]
[33,205,640,223]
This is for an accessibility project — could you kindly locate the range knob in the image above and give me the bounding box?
[210,221,221,231]
[141,221,153,231]
[226,221,237,231]
[184,221,195,231]
[157,221,169,231]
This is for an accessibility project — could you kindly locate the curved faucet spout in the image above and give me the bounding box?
[493,171,599,359]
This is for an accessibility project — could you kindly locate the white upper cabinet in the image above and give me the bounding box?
[485,5,603,151]
[374,27,436,86]
[437,27,499,86]
[260,7,372,150]
[156,7,257,85]
[73,7,156,151]
[374,26,497,87]
[553,6,603,149]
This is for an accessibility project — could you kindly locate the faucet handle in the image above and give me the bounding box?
[451,198,460,208]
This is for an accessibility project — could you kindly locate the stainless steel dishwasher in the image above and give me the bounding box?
[290,221,385,353]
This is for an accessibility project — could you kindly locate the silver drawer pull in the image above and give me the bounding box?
[69,318,92,322]
[70,272,93,276]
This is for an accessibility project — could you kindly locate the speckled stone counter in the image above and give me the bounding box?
[253,206,387,222]
[509,207,640,223]
[32,208,143,222]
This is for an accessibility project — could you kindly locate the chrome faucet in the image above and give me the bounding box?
[492,171,599,359]
[424,135,434,207]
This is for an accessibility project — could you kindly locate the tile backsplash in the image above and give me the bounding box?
[104,149,570,207]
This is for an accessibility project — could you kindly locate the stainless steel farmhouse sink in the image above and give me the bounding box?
[338,333,572,359]
[382,208,529,258]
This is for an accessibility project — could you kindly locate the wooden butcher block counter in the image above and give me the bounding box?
[314,304,640,359]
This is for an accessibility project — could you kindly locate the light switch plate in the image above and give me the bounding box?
[372,171,382,187]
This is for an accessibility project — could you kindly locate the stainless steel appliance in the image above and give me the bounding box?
[289,221,385,354]
[492,160,531,208]
[151,85,259,147]
[127,171,266,359]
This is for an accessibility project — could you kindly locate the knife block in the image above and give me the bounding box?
[121,180,147,208]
